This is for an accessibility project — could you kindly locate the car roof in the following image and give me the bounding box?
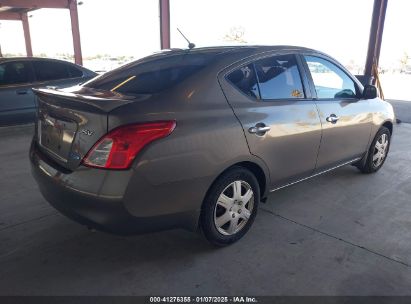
[141,45,332,67]
[0,46,324,66]
[0,56,71,62]
[0,56,87,67]
[0,46,323,63]
[155,45,323,56]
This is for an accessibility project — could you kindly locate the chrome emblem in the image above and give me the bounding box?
[80,129,94,136]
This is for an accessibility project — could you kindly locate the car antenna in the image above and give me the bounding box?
[177,28,195,50]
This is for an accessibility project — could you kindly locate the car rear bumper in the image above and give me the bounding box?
[30,141,200,235]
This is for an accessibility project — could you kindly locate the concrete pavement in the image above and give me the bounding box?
[388,99,411,123]
[0,121,410,295]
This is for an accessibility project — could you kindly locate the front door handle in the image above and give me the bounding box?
[326,114,340,124]
[248,123,271,136]
[16,89,28,95]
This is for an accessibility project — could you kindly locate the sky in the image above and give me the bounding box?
[0,0,410,69]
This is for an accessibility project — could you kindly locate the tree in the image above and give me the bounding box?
[223,26,247,43]
[399,51,409,72]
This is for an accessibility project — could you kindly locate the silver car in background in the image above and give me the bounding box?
[0,57,96,125]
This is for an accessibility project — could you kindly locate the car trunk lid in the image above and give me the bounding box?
[33,86,143,171]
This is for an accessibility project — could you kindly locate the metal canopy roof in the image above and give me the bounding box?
[0,0,389,84]
[0,6,37,15]
[0,0,82,64]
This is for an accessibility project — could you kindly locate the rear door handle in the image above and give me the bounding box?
[16,89,28,95]
[326,114,340,124]
[248,123,271,136]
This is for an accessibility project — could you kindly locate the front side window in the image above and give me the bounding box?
[304,56,357,99]
[0,61,32,86]
[254,54,304,100]
[33,61,70,82]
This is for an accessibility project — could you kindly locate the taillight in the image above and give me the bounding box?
[83,121,176,169]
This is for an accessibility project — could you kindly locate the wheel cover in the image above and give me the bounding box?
[372,133,389,168]
[214,180,254,236]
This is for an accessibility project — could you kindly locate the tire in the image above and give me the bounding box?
[356,126,391,174]
[200,166,260,246]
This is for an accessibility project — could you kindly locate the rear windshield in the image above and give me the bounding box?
[83,52,220,95]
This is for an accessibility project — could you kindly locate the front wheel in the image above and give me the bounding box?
[356,126,391,173]
[200,167,260,246]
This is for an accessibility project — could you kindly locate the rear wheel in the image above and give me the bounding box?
[200,167,260,246]
[356,126,391,173]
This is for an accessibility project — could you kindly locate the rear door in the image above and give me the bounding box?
[0,60,36,125]
[219,52,322,190]
[301,54,373,171]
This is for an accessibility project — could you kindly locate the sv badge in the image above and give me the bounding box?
[80,129,94,136]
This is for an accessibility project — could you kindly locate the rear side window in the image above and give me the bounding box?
[226,64,260,99]
[84,52,220,95]
[33,61,70,81]
[0,61,32,86]
[227,54,305,100]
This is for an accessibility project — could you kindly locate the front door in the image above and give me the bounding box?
[220,53,322,190]
[301,55,373,171]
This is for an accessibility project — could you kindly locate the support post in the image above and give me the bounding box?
[375,0,388,65]
[159,0,170,49]
[364,0,388,84]
[21,12,33,57]
[69,0,82,65]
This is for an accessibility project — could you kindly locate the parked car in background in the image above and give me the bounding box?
[0,57,96,125]
[30,46,394,246]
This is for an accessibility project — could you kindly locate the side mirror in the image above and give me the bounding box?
[363,84,378,99]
